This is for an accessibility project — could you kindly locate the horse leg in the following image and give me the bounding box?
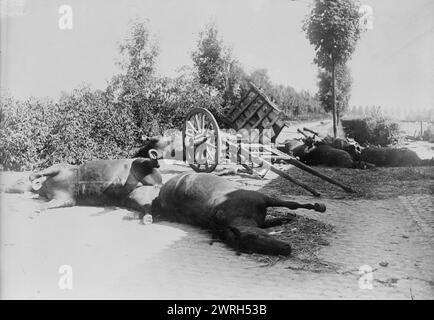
[261,215,295,228]
[222,224,292,256]
[32,198,76,218]
[29,165,62,181]
[265,196,326,213]
[123,186,160,219]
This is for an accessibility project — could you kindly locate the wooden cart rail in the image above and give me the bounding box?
[182,83,356,196]
[222,82,287,143]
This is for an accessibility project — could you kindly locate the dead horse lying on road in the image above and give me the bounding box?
[4,157,162,213]
[151,172,326,256]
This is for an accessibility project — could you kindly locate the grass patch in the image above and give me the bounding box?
[264,165,434,200]
[250,212,337,273]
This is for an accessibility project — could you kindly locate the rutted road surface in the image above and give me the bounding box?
[1,160,433,299]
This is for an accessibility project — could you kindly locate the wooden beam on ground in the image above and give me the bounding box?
[287,158,356,193]
[234,141,321,197]
[269,165,321,197]
[303,127,319,136]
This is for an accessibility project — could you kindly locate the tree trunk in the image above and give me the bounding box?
[337,109,340,127]
[331,55,337,138]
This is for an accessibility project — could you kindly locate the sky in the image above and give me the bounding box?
[1,0,433,112]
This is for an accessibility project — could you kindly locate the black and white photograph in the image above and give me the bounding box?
[0,0,433,302]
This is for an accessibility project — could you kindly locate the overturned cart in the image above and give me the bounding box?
[182,82,355,197]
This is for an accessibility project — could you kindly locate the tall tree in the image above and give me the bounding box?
[107,20,160,131]
[303,0,361,137]
[192,21,244,108]
[317,63,352,124]
[117,20,159,82]
[192,21,225,91]
[248,69,273,93]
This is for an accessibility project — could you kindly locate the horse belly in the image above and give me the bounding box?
[75,162,130,205]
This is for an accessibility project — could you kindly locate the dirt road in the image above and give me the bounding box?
[1,159,433,299]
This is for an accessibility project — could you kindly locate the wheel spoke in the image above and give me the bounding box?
[200,116,205,132]
[187,121,198,134]
[194,114,201,131]
[185,108,220,173]
[202,114,206,130]
[204,142,216,149]
[207,150,215,161]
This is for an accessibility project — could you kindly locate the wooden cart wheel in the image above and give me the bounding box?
[183,108,221,173]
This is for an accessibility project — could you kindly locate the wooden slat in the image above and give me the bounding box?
[248,82,282,113]
[231,91,257,122]
[238,101,265,129]
[238,89,252,106]
[224,89,252,119]
[251,107,273,130]
[267,111,284,128]
[220,115,233,127]
[231,94,260,125]
[224,82,287,143]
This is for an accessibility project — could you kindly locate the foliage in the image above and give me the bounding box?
[422,127,434,143]
[117,20,159,82]
[191,22,324,121]
[247,69,273,93]
[192,21,244,109]
[1,19,330,171]
[303,0,361,69]
[45,86,139,165]
[139,73,223,132]
[107,20,160,132]
[342,110,401,146]
[0,21,223,170]
[0,86,141,170]
[303,0,362,136]
[317,64,352,115]
[192,21,226,91]
[244,69,323,119]
[0,96,54,170]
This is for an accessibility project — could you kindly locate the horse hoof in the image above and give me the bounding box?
[314,203,326,213]
[278,244,292,256]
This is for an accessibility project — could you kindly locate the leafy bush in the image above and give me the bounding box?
[0,87,138,170]
[0,20,324,171]
[0,77,222,170]
[112,74,223,136]
[422,127,434,143]
[342,112,400,146]
[0,19,224,171]
[42,86,141,166]
[0,97,55,170]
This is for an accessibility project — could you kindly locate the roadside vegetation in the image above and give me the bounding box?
[1,1,421,171]
[0,20,324,171]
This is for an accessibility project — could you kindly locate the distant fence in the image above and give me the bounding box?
[399,121,434,138]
